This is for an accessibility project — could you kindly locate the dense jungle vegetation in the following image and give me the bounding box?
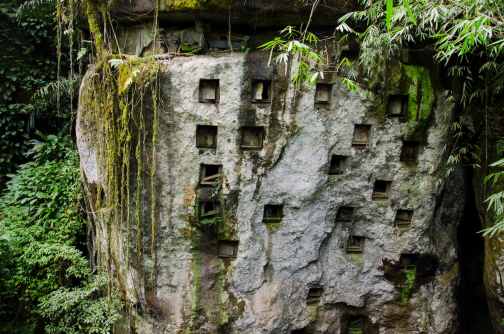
[0,0,503,333]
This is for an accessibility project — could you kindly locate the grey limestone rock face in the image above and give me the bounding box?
[77,49,465,333]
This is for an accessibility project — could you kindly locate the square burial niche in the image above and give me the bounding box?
[336,206,354,223]
[387,95,409,117]
[401,48,411,64]
[200,164,222,186]
[395,209,414,229]
[339,49,359,77]
[218,240,238,258]
[307,288,323,304]
[329,155,348,175]
[347,316,364,334]
[291,330,306,334]
[314,83,332,107]
[199,201,220,219]
[352,125,371,149]
[199,79,219,103]
[263,204,283,223]
[400,141,420,163]
[196,125,217,149]
[346,235,364,255]
[372,180,392,202]
[252,80,272,103]
[399,253,417,271]
[241,127,264,150]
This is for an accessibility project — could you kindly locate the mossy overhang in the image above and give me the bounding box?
[104,0,361,27]
[403,65,435,142]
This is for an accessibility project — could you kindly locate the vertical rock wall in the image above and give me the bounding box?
[77,49,466,333]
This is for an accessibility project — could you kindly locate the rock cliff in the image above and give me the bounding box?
[76,2,494,333]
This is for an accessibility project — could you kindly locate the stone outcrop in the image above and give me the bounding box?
[76,1,495,333]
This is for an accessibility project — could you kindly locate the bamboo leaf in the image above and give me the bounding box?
[401,0,417,25]
[386,0,393,31]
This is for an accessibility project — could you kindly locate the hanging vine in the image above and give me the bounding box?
[73,0,162,296]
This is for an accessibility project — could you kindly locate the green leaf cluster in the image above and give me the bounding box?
[0,133,121,333]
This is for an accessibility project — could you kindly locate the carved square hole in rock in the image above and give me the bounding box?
[218,240,238,258]
[399,253,417,271]
[400,141,419,163]
[314,83,332,107]
[336,206,354,223]
[329,155,348,175]
[196,125,217,149]
[372,180,391,202]
[199,79,219,103]
[291,330,306,334]
[307,288,323,304]
[200,164,222,186]
[347,316,364,334]
[387,95,408,117]
[252,80,272,103]
[352,125,371,149]
[339,49,359,77]
[241,127,264,150]
[401,49,411,64]
[346,235,364,255]
[200,201,220,219]
[263,204,283,223]
[395,209,414,229]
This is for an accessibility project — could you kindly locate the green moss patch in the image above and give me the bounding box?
[403,65,434,141]
[401,267,416,305]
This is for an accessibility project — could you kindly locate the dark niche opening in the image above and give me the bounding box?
[401,49,411,64]
[241,126,264,150]
[307,288,323,304]
[252,80,272,103]
[346,235,364,255]
[200,201,220,218]
[263,204,283,223]
[352,125,371,149]
[329,155,348,175]
[336,206,354,223]
[291,329,306,334]
[387,95,408,117]
[372,180,391,202]
[218,240,238,258]
[400,141,419,163]
[399,253,417,271]
[196,125,218,149]
[200,164,222,186]
[314,83,332,108]
[199,79,219,103]
[339,49,359,77]
[347,316,364,334]
[394,209,414,229]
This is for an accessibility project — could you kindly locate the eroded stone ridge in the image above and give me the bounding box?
[77,48,464,333]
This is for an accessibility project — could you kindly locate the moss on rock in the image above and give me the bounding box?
[403,65,434,141]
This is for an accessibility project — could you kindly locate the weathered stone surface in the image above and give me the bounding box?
[78,48,468,333]
[108,0,360,27]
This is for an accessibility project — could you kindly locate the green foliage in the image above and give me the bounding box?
[0,104,30,186]
[259,26,324,89]
[0,132,83,331]
[337,0,504,107]
[26,126,73,163]
[401,266,416,305]
[0,132,121,333]
[39,277,122,334]
[417,295,429,332]
[0,0,77,189]
[481,158,504,237]
[199,215,221,226]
